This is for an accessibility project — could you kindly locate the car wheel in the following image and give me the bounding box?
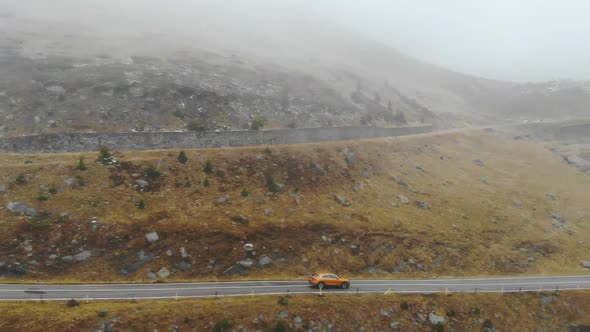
[341,282,349,289]
[318,282,325,289]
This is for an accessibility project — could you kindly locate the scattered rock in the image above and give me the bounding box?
[239,259,254,269]
[177,262,191,272]
[74,250,92,262]
[480,178,489,185]
[581,261,590,269]
[391,201,398,208]
[135,179,149,189]
[48,254,58,260]
[0,184,6,193]
[243,243,254,252]
[222,264,243,275]
[61,255,74,263]
[390,321,400,329]
[166,249,173,256]
[289,192,301,205]
[334,194,350,207]
[231,215,248,224]
[343,148,356,166]
[216,194,231,204]
[380,309,390,317]
[541,296,553,305]
[546,192,557,201]
[156,159,167,170]
[157,267,170,278]
[302,257,309,263]
[278,311,289,319]
[24,245,33,252]
[473,159,485,167]
[397,194,409,204]
[147,272,157,279]
[180,247,188,258]
[512,200,523,208]
[64,177,77,186]
[145,232,159,243]
[258,255,272,267]
[293,316,303,328]
[24,207,37,217]
[564,155,590,170]
[429,313,446,325]
[417,313,426,322]
[414,201,431,210]
[7,202,29,214]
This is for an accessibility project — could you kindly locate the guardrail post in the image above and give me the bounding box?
[356,288,359,295]
[215,290,218,298]
[86,294,89,303]
[474,287,477,294]
[519,287,522,293]
[287,289,290,297]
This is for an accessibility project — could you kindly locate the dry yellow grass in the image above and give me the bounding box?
[0,291,588,331]
[0,129,589,282]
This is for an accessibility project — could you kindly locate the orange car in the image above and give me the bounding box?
[308,273,350,289]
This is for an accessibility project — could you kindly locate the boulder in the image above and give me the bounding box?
[293,316,303,328]
[24,208,37,217]
[581,261,590,269]
[177,262,191,272]
[135,179,149,189]
[180,247,189,258]
[48,254,59,260]
[147,272,157,279]
[513,200,523,208]
[429,313,446,325]
[0,184,6,193]
[258,255,272,267]
[565,155,590,169]
[239,259,254,269]
[216,194,230,204]
[415,201,431,210]
[390,321,400,329]
[61,255,74,263]
[334,194,350,207]
[64,177,77,186]
[278,311,289,319]
[397,194,409,204]
[157,267,170,278]
[380,309,390,317]
[7,202,28,213]
[145,232,159,243]
[74,250,92,262]
[473,159,485,167]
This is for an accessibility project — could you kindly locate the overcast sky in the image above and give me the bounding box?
[3,0,590,82]
[298,0,590,82]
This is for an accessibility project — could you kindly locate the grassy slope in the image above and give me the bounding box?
[1,292,589,331]
[0,129,589,282]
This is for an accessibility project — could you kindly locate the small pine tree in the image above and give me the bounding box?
[145,164,161,180]
[177,151,188,164]
[203,160,214,174]
[66,299,79,307]
[137,199,145,209]
[16,174,27,185]
[250,114,267,130]
[77,156,87,171]
[203,177,210,187]
[241,189,249,198]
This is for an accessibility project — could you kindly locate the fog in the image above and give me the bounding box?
[2,0,590,82]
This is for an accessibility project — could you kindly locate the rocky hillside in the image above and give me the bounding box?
[1,129,589,281]
[1,11,590,137]
[2,292,589,331]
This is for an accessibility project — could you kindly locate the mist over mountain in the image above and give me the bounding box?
[0,0,589,136]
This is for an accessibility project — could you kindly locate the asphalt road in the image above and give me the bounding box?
[1,275,589,301]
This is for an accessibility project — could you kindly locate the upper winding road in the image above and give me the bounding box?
[1,275,589,301]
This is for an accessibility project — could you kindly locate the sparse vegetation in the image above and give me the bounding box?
[240,189,249,198]
[137,199,146,210]
[213,318,232,332]
[203,177,210,187]
[76,175,86,187]
[203,160,214,174]
[37,190,49,202]
[24,159,32,165]
[393,110,407,124]
[145,164,161,180]
[272,320,289,332]
[66,299,79,307]
[48,186,58,195]
[483,319,494,329]
[16,174,27,185]
[96,146,117,165]
[187,119,209,132]
[97,310,108,318]
[277,296,289,306]
[77,156,87,171]
[400,301,410,310]
[446,309,457,317]
[250,114,267,130]
[471,307,481,315]
[264,147,272,155]
[434,322,445,332]
[264,169,280,193]
[177,151,188,164]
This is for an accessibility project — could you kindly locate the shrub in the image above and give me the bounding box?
[446,309,457,317]
[287,121,297,129]
[184,179,192,188]
[264,169,280,193]
[24,159,32,165]
[173,110,185,119]
[77,157,87,171]
[264,147,272,155]
[16,174,27,185]
[308,161,318,169]
[212,318,231,332]
[277,296,289,306]
[183,317,193,324]
[177,151,188,164]
[48,186,58,195]
[482,319,494,329]
[137,199,145,209]
[97,310,108,318]
[400,301,410,310]
[203,177,210,187]
[145,164,161,180]
[240,189,249,198]
[433,322,445,332]
[203,160,214,174]
[272,321,289,332]
[37,190,49,202]
[471,307,481,315]
[96,146,117,165]
[76,176,86,187]
[187,119,208,132]
[250,114,267,130]
[66,299,79,307]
